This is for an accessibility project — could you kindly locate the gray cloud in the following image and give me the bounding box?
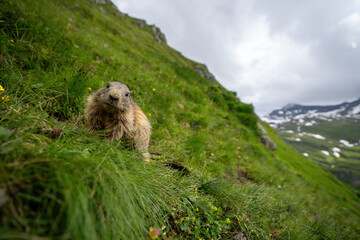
[113,0,360,116]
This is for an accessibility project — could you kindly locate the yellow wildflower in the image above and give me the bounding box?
[192,217,195,223]
[186,217,189,221]
[1,96,9,101]
[269,233,272,237]
[10,40,14,43]
[152,88,156,91]
[88,87,92,91]
[226,218,231,223]
[0,85,4,91]
[196,208,199,212]
[211,153,214,156]
[149,227,161,239]
[148,113,151,117]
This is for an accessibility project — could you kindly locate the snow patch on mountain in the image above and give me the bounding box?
[349,105,360,115]
[340,139,354,147]
[321,150,330,156]
[309,134,326,140]
[298,132,326,140]
[262,98,360,126]
[304,120,317,126]
[332,147,341,152]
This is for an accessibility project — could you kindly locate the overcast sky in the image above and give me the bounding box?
[112,0,360,116]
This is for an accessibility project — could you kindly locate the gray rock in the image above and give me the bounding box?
[194,64,216,82]
[119,12,127,18]
[152,25,166,44]
[258,123,277,150]
[93,0,110,4]
[100,7,107,14]
[233,232,247,240]
[136,19,146,28]
[261,135,277,150]
[258,123,267,135]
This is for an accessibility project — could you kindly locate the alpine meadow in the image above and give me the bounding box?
[0,0,359,239]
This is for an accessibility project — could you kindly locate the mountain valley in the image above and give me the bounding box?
[263,98,360,189]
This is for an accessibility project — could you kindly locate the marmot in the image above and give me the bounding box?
[85,82,151,161]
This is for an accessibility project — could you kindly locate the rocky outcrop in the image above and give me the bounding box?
[152,25,166,44]
[258,123,277,150]
[194,64,216,82]
[93,0,119,12]
[93,0,110,4]
[99,7,107,14]
[93,0,166,45]
[136,19,146,28]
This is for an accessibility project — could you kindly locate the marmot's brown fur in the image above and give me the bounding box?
[85,82,151,161]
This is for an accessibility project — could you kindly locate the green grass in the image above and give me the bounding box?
[301,119,360,143]
[1,0,360,239]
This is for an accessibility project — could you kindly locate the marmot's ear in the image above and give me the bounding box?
[125,91,132,98]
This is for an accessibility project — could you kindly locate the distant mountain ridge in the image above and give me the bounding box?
[263,98,360,126]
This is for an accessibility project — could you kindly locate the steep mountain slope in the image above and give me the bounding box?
[1,0,359,239]
[263,100,360,190]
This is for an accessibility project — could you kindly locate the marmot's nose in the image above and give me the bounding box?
[109,95,119,101]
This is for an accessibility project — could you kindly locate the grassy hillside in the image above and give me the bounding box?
[279,118,360,190]
[1,0,360,239]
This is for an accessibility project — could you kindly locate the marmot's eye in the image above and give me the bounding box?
[106,83,110,88]
[125,93,131,97]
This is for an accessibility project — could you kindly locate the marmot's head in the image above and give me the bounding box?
[96,82,133,112]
